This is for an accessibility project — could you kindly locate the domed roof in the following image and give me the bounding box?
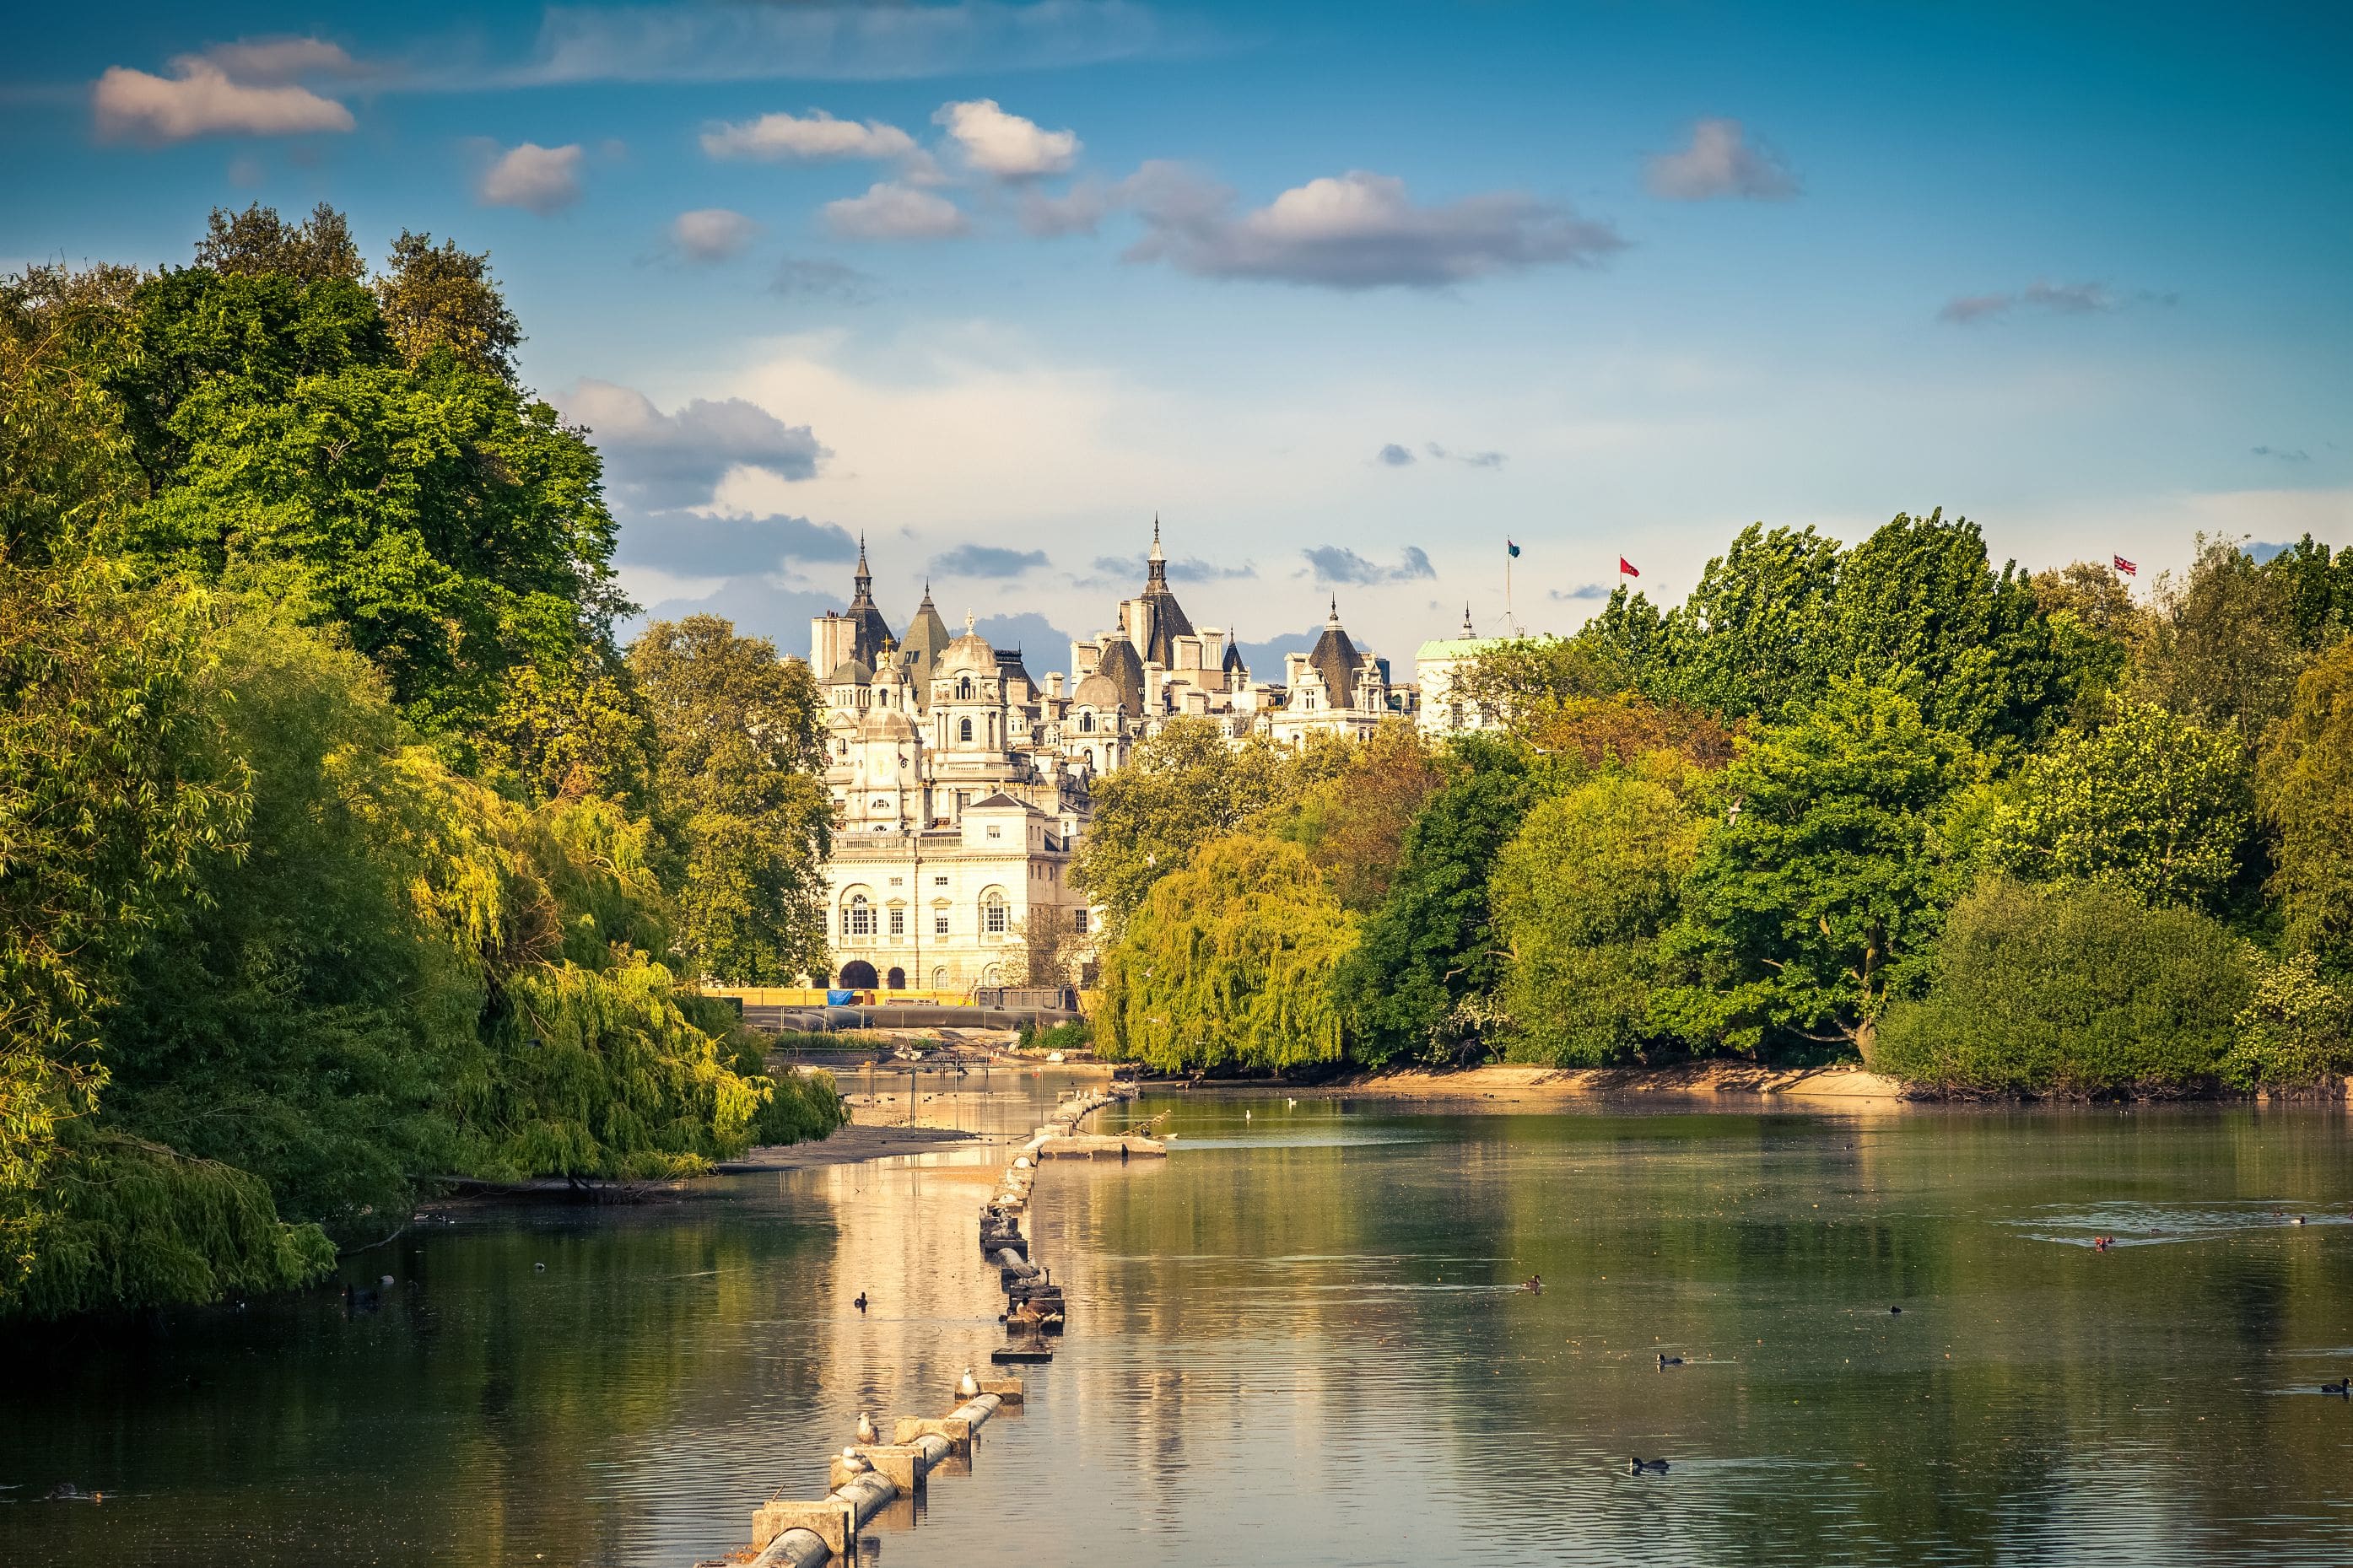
[861,706,919,741]
[936,612,996,678]
[827,657,873,686]
[1071,671,1131,711]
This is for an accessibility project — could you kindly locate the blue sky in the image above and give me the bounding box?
[5,0,2348,671]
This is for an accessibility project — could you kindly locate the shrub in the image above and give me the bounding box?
[1873,878,2252,1095]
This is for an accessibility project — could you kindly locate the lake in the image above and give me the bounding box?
[6,1077,2351,1566]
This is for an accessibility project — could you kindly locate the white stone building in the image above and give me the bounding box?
[1414,607,1510,736]
[811,524,1419,993]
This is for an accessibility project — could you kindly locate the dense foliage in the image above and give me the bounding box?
[1087,520,2353,1096]
[0,209,842,1323]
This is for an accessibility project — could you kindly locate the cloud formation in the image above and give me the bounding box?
[616,512,858,576]
[699,109,917,162]
[771,256,878,303]
[823,181,969,241]
[477,143,585,214]
[564,380,828,509]
[933,543,1050,578]
[2252,445,2311,462]
[514,1,1169,85]
[1017,181,1112,237]
[935,98,1081,179]
[1302,544,1437,585]
[1121,164,1623,289]
[1088,552,1255,583]
[1376,443,1416,466]
[1645,118,1798,201]
[1427,441,1505,468]
[1550,583,1609,601]
[672,207,760,261]
[1939,278,2116,323]
[94,41,358,143]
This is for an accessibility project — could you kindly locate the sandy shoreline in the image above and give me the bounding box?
[1143,1061,1913,1106]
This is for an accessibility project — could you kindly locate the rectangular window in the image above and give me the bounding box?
[888,909,905,935]
[985,902,1008,935]
[934,876,948,887]
[845,906,874,937]
[987,824,1001,838]
[1071,909,1088,935]
[934,913,950,935]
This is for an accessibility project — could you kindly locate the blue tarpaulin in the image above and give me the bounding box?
[826,989,859,1005]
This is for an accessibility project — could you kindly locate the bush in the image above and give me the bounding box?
[2223,952,2353,1091]
[1017,1019,1093,1053]
[1873,878,2253,1095]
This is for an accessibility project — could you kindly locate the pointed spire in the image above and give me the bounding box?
[1149,513,1164,562]
[1327,595,1341,627]
[1462,601,1475,637]
[852,531,872,597]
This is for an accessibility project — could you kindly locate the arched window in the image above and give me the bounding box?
[1079,713,1093,733]
[958,677,974,700]
[982,890,1009,935]
[959,717,974,742]
[842,892,874,938]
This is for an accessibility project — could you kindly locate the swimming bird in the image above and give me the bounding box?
[856,1412,877,1443]
[1658,1354,1684,1368]
[1627,1458,1670,1474]
[1522,1275,1543,1293]
[958,1367,980,1399]
[1889,1306,1903,1314]
[854,1291,869,1312]
[379,1274,396,1288]
[2323,1377,2350,1396]
[533,1263,547,1273]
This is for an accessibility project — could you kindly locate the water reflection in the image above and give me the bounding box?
[4,1087,2350,1566]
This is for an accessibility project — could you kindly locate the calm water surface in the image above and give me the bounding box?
[6,1077,2352,1566]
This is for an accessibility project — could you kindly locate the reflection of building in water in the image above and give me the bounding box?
[812,522,1418,991]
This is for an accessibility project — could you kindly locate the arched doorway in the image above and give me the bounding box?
[839,959,879,989]
[886,967,906,990]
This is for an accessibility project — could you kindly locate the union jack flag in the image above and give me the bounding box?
[2113,555,2137,576]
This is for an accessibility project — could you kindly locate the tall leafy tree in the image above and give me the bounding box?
[1096,836,1355,1074]
[1075,717,1337,931]
[1491,774,1698,1064]
[1271,719,1443,914]
[194,202,364,283]
[2260,640,2353,974]
[1982,698,2252,911]
[1338,735,1537,1065]
[2262,534,2353,651]
[373,230,524,380]
[628,616,830,983]
[1647,522,1845,719]
[2136,534,2307,747]
[1662,680,1981,1054]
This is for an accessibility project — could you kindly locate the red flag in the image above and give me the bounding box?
[1618,558,1640,577]
[2113,554,2137,576]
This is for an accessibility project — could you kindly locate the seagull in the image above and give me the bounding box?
[856,1412,877,1443]
[958,1367,980,1399]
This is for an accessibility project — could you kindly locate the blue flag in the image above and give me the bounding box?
[1507,539,1520,558]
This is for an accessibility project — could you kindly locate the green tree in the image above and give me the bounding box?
[0,564,251,1307]
[1271,719,1443,914]
[1491,774,1698,1064]
[194,202,364,283]
[1981,698,2252,910]
[1873,878,2253,1094]
[2031,559,2147,726]
[628,617,830,983]
[1095,836,1356,1074]
[1645,522,1844,719]
[1075,717,1330,931]
[2259,639,2353,973]
[2135,534,2307,747]
[1338,735,1537,1065]
[0,263,147,566]
[2223,951,2353,1091]
[1830,509,2060,754]
[2261,534,2353,651]
[373,230,524,380]
[1661,680,1980,1054]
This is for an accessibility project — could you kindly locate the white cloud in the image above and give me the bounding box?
[200,38,358,84]
[561,380,829,509]
[477,143,585,214]
[1120,164,1624,289]
[671,207,761,261]
[1940,279,2118,323]
[93,60,354,143]
[1017,180,1111,237]
[699,109,918,163]
[823,182,970,242]
[934,98,1080,179]
[1644,118,1798,201]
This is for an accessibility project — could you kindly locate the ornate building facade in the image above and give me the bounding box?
[808,525,1421,992]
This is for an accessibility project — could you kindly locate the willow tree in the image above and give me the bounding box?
[1095,836,1355,1074]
